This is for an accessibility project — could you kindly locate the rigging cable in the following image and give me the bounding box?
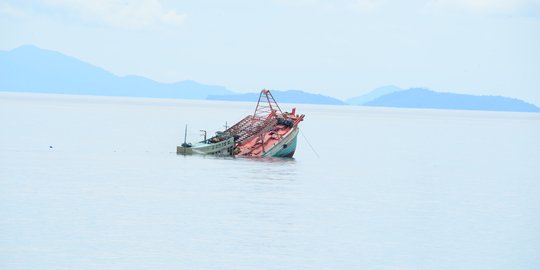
[299,129,320,158]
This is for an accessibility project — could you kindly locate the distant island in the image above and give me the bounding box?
[1,45,539,113]
[364,88,540,112]
[208,90,345,105]
[346,85,403,105]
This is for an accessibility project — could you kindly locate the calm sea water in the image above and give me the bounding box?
[1,92,539,270]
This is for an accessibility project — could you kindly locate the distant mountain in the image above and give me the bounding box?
[207,90,345,105]
[346,85,403,105]
[364,88,540,112]
[2,45,539,112]
[0,45,232,99]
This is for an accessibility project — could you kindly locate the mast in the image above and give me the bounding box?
[181,124,191,148]
[184,124,188,144]
[253,89,283,119]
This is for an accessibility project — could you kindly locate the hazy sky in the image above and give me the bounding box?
[1,0,539,103]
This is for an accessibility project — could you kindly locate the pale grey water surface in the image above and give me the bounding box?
[1,92,540,270]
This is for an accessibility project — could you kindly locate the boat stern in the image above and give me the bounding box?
[177,145,194,155]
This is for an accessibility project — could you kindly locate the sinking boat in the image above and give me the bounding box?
[177,89,305,158]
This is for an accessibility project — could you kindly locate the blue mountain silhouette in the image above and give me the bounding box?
[0,45,232,99]
[1,45,539,112]
[346,85,403,105]
[207,90,345,105]
[365,88,540,112]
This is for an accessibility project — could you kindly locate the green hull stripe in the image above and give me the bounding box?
[271,134,298,157]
